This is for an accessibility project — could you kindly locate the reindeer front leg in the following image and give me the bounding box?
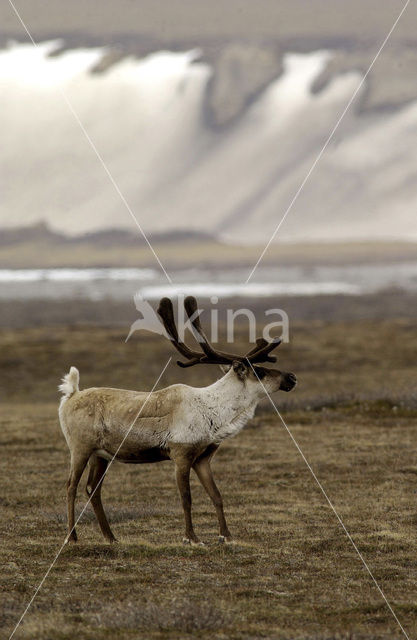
[174,458,202,545]
[193,446,232,543]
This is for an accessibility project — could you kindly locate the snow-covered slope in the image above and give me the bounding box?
[1,41,416,243]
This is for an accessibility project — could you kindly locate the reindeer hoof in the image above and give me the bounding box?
[218,535,235,545]
[183,537,205,546]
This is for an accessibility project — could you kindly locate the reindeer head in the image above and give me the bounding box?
[157,296,297,395]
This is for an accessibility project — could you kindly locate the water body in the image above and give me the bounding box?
[0,262,416,301]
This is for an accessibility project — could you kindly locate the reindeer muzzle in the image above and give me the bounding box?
[280,372,297,392]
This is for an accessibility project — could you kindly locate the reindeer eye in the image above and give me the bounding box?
[255,368,266,380]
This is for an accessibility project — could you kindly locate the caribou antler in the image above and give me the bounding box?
[245,337,281,363]
[157,297,203,365]
[157,296,281,368]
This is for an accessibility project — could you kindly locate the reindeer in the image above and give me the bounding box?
[58,296,297,545]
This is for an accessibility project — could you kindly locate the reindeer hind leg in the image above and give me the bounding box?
[86,454,117,543]
[66,450,90,542]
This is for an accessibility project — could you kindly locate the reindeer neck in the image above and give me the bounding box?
[194,370,259,438]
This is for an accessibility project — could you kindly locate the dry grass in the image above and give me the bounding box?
[1,319,417,639]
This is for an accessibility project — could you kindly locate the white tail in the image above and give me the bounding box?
[58,366,79,398]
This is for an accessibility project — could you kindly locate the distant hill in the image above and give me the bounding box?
[0,222,216,248]
[1,3,417,243]
[1,223,416,270]
[2,0,417,122]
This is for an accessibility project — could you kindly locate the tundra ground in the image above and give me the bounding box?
[1,319,417,639]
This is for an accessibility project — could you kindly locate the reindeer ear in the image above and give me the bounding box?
[232,360,249,381]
